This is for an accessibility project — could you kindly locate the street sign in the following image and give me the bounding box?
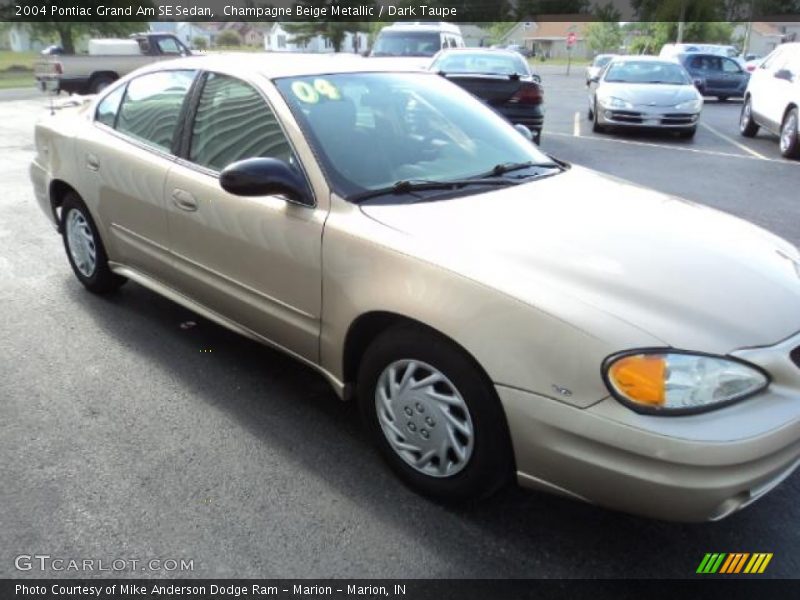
[566,32,577,47]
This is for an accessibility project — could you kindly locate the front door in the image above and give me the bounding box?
[164,72,324,361]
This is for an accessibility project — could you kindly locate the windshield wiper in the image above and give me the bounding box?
[483,161,562,178]
[349,177,521,203]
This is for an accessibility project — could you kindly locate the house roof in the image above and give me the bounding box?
[526,19,590,41]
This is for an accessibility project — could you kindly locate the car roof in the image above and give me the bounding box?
[608,55,680,66]
[141,52,429,79]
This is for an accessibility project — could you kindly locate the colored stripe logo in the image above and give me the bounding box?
[697,553,773,574]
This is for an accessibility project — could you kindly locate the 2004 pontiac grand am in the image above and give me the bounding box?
[30,54,800,521]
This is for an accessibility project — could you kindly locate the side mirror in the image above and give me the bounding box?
[220,158,312,206]
[693,77,705,91]
[775,69,793,82]
[513,123,534,142]
[588,75,599,84]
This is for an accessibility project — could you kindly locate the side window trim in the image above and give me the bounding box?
[93,81,127,130]
[175,70,316,208]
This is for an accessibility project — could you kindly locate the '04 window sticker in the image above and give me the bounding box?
[291,79,341,104]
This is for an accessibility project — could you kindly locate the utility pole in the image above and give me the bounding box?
[676,0,687,43]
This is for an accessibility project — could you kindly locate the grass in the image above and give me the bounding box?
[529,56,589,67]
[0,51,37,90]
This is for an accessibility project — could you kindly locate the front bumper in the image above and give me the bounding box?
[499,333,800,522]
[596,104,700,130]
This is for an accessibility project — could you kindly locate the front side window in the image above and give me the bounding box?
[372,31,443,57]
[157,37,182,55]
[722,58,742,73]
[275,72,553,198]
[189,73,292,172]
[116,70,195,152]
[95,85,125,128]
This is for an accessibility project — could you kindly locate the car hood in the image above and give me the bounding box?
[360,166,800,353]
[598,82,697,106]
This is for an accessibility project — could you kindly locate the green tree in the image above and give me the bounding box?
[284,1,376,52]
[192,36,208,51]
[3,1,154,54]
[585,22,623,54]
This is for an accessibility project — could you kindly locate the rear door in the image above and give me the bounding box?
[78,69,196,282]
[164,72,325,361]
[720,57,746,94]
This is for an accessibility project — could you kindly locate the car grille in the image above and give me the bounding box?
[607,111,696,125]
[608,110,643,123]
[660,113,696,125]
[791,346,800,369]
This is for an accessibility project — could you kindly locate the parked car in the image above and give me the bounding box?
[370,22,464,58]
[430,48,544,144]
[660,43,741,62]
[505,44,533,58]
[35,32,191,95]
[675,53,749,101]
[30,54,800,521]
[588,56,703,138]
[740,42,800,158]
[585,53,615,86]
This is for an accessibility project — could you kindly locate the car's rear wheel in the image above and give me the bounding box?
[740,97,759,137]
[779,107,800,159]
[357,325,513,502]
[61,193,126,294]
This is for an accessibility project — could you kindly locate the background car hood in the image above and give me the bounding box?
[599,82,697,106]
[360,166,800,353]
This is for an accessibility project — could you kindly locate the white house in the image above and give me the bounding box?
[264,23,367,53]
[8,25,45,52]
[149,22,213,49]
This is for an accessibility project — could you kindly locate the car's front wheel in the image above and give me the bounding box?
[779,107,800,159]
[357,325,513,502]
[61,193,126,294]
[592,100,604,133]
[740,97,759,137]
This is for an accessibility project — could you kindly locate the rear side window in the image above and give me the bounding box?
[116,70,195,152]
[189,73,291,172]
[95,85,124,128]
[722,58,742,73]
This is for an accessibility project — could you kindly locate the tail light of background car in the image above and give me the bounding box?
[508,83,543,105]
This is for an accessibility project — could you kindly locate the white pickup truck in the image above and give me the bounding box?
[35,32,192,95]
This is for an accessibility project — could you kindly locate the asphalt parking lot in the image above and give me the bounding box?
[1,64,799,580]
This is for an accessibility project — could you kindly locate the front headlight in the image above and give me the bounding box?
[599,96,633,109]
[675,98,703,111]
[604,351,768,414]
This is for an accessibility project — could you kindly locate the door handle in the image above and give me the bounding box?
[171,189,198,212]
[85,154,99,171]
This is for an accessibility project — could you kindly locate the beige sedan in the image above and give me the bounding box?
[30,54,800,521]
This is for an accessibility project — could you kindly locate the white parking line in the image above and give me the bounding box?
[699,121,768,160]
[573,111,580,137]
[546,131,799,165]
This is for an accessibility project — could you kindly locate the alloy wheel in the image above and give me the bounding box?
[65,208,97,277]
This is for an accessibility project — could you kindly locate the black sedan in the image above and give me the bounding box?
[675,53,749,101]
[430,48,544,144]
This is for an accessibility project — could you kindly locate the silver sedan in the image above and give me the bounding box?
[588,56,703,138]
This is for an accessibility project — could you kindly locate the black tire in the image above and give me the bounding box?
[357,324,514,502]
[592,101,604,133]
[740,97,759,137]
[61,193,126,294]
[678,127,697,139]
[779,107,800,159]
[89,74,115,94]
[587,104,594,120]
[533,129,542,145]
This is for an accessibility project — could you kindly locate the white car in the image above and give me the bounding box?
[739,43,800,159]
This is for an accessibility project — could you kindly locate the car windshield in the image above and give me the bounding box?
[372,31,441,57]
[274,72,555,200]
[604,61,691,84]
[432,52,528,75]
